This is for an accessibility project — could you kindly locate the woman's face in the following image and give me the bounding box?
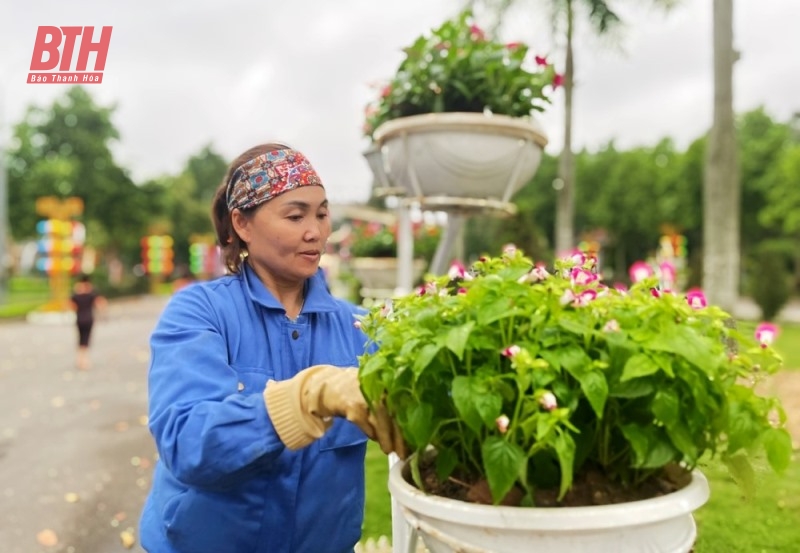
[232,186,331,287]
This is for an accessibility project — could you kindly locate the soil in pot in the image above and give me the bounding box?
[415,456,692,507]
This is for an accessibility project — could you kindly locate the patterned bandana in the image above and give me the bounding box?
[225,147,324,211]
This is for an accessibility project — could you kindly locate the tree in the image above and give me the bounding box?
[702,0,739,311]
[473,0,677,255]
[7,87,151,266]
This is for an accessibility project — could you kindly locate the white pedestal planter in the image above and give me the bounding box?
[350,257,426,299]
[373,112,548,213]
[388,460,710,553]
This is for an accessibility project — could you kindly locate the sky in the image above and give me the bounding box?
[2,0,799,205]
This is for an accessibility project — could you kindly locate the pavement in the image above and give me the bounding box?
[0,294,169,553]
[732,297,800,323]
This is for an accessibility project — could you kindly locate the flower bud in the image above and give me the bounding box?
[539,391,557,411]
[495,415,510,434]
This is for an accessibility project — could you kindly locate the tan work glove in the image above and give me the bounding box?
[264,365,406,457]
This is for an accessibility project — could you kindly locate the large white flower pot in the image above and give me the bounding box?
[388,459,710,553]
[350,257,426,299]
[373,112,548,212]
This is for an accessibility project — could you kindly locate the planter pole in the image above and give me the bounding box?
[395,201,415,295]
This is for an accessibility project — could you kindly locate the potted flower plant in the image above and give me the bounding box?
[357,247,792,552]
[364,10,558,208]
[344,220,441,298]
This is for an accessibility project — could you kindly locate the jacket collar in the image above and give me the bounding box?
[242,263,340,314]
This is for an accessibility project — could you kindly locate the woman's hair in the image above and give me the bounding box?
[211,142,291,274]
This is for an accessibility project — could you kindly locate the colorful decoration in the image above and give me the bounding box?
[140,235,175,276]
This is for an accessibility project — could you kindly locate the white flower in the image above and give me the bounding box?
[539,391,557,411]
[495,415,510,434]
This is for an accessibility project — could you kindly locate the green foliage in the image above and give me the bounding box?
[346,221,441,260]
[358,249,791,505]
[748,244,792,321]
[363,10,556,138]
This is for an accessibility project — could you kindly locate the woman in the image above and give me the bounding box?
[139,143,404,553]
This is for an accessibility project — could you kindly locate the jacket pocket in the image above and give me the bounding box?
[163,487,263,553]
[318,418,368,451]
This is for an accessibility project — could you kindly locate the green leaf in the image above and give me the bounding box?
[434,447,459,482]
[405,402,434,448]
[482,436,525,504]
[621,424,678,468]
[645,326,718,373]
[452,376,502,432]
[621,353,660,381]
[553,431,576,499]
[724,454,756,499]
[762,428,792,473]
[578,371,608,419]
[413,343,441,377]
[445,321,475,360]
[608,378,654,398]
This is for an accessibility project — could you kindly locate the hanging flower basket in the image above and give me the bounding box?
[373,112,547,212]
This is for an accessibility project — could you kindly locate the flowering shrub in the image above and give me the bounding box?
[345,220,441,260]
[358,248,792,505]
[363,10,559,138]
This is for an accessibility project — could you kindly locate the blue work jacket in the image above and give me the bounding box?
[140,265,370,553]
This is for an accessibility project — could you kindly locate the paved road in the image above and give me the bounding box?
[0,295,170,553]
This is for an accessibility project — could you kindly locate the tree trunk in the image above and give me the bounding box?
[703,0,740,312]
[554,0,575,256]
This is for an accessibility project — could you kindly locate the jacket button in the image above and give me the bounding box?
[237,382,245,391]
[292,330,300,340]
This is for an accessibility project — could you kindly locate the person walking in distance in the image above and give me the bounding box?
[70,273,107,370]
[139,142,406,553]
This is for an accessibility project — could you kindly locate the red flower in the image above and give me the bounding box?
[553,74,565,88]
[535,55,548,66]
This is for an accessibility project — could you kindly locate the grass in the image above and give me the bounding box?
[694,454,800,552]
[362,442,393,541]
[0,276,50,319]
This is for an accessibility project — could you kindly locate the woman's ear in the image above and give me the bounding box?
[230,209,250,245]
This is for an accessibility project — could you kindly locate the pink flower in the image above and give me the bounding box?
[755,322,779,347]
[534,55,548,66]
[685,289,707,310]
[502,345,521,358]
[613,283,629,294]
[570,267,598,286]
[448,261,467,280]
[518,265,550,283]
[353,320,362,330]
[495,415,510,434]
[505,42,522,50]
[570,251,586,266]
[560,289,576,306]
[629,261,653,283]
[469,24,485,41]
[574,289,597,306]
[553,73,565,88]
[650,288,662,298]
[603,319,620,332]
[457,287,468,295]
[539,391,557,411]
[502,243,517,256]
[380,299,393,318]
